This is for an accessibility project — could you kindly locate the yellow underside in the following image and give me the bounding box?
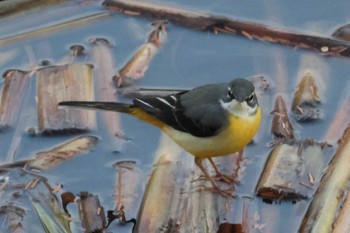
[130,107,261,158]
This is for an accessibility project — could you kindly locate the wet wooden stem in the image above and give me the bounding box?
[104,0,350,59]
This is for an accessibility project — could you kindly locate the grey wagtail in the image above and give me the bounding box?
[59,78,261,196]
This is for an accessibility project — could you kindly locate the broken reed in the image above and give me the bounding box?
[0,70,30,131]
[113,160,143,223]
[113,21,167,87]
[257,87,329,202]
[256,140,329,201]
[135,134,238,233]
[0,135,98,171]
[291,72,321,121]
[0,203,26,233]
[22,173,71,233]
[299,124,350,233]
[89,38,125,146]
[28,135,98,171]
[77,192,106,232]
[270,95,294,140]
[36,64,96,134]
[104,0,350,59]
[0,11,110,47]
[0,0,66,17]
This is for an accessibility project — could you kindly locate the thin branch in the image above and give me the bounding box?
[104,0,350,59]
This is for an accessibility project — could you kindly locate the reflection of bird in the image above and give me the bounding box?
[59,78,261,196]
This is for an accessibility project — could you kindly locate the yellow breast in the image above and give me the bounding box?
[162,107,261,158]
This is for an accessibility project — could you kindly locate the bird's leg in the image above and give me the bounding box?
[207,158,236,184]
[207,151,243,184]
[194,158,234,198]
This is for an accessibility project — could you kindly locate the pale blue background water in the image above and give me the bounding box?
[0,0,349,232]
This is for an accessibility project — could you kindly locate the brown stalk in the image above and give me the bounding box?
[104,0,350,59]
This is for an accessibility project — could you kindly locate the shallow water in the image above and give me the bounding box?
[0,1,349,232]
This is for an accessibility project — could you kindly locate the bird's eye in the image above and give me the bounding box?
[227,91,235,99]
[246,94,254,103]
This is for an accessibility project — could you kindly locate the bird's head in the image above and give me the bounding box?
[220,78,259,118]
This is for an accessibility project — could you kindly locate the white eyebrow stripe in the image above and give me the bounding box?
[156,97,174,107]
[136,99,154,109]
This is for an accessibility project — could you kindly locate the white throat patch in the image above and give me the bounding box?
[220,99,257,120]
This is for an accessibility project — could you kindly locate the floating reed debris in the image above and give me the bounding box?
[291,72,321,121]
[36,63,96,134]
[113,21,167,87]
[89,38,124,146]
[0,136,98,171]
[104,0,350,59]
[270,95,294,140]
[30,194,71,233]
[0,0,66,17]
[0,203,26,233]
[134,134,238,233]
[0,11,110,47]
[134,134,184,233]
[0,69,31,131]
[27,177,72,233]
[77,192,106,233]
[256,140,329,201]
[113,160,143,224]
[299,124,350,233]
[27,135,98,170]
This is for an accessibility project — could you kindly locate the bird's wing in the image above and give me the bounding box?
[132,83,228,137]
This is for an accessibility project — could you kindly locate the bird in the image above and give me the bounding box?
[59,78,261,196]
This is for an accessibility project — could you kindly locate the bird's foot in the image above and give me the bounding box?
[195,173,239,185]
[214,172,240,185]
[197,184,236,198]
[206,158,240,184]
